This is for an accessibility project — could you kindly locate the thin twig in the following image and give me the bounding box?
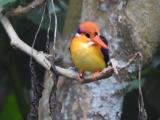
[118,52,142,70]
[6,0,46,16]
[138,53,147,120]
[50,0,58,52]
[46,5,52,52]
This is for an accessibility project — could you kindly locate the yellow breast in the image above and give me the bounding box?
[70,35,106,72]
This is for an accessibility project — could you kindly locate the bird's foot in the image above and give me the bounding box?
[92,71,100,81]
[77,71,84,81]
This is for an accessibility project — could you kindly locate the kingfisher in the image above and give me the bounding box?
[70,21,110,80]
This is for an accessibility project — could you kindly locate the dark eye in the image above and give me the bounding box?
[85,33,90,38]
[95,32,98,36]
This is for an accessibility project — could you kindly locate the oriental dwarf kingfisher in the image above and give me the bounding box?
[70,21,110,79]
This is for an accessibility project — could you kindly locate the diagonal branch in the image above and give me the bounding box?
[6,0,45,16]
[0,11,114,83]
[0,11,140,83]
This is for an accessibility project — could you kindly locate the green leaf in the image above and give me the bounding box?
[0,0,17,7]
[0,93,22,120]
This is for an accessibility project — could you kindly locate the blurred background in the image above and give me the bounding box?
[0,0,160,120]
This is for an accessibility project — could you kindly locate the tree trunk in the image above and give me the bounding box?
[39,0,160,119]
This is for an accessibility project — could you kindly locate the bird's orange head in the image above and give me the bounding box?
[77,21,108,49]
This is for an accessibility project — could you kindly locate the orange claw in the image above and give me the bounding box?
[76,70,84,81]
[92,71,100,81]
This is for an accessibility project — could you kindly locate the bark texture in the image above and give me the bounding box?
[39,0,160,119]
[121,0,160,63]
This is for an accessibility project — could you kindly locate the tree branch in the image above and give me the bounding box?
[0,11,114,83]
[118,52,143,70]
[6,0,45,16]
[0,11,140,83]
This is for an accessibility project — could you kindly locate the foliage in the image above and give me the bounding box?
[0,93,22,120]
[25,0,68,31]
[0,0,17,7]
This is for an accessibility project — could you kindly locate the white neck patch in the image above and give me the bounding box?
[75,33,81,37]
[87,40,95,46]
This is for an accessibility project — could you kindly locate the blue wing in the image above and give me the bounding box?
[100,35,110,65]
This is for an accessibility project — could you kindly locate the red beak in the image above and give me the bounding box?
[92,36,108,49]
